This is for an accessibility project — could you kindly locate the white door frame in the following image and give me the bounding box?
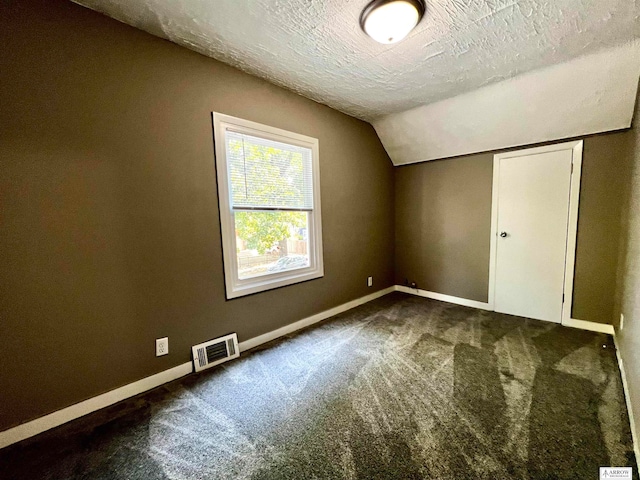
[487,140,584,324]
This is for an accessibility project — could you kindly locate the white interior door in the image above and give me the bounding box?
[493,148,573,323]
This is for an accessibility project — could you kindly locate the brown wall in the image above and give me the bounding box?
[573,133,632,321]
[614,89,640,460]
[395,131,631,324]
[0,0,395,430]
[395,154,494,302]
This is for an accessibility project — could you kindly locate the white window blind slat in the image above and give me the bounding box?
[226,131,314,210]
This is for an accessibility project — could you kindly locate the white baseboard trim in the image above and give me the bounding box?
[0,362,193,450]
[238,286,396,352]
[395,286,618,335]
[562,318,615,335]
[613,335,640,465]
[0,286,396,450]
[1,286,616,452]
[395,285,493,311]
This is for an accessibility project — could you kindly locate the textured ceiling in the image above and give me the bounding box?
[374,41,640,164]
[73,0,639,122]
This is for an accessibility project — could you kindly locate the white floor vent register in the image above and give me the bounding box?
[192,333,240,372]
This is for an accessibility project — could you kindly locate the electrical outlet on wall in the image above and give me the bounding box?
[156,337,169,356]
[620,314,625,331]
[367,276,373,287]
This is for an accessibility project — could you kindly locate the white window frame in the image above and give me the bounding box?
[212,113,324,299]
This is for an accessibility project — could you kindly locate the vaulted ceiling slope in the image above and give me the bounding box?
[375,41,640,164]
[74,0,638,123]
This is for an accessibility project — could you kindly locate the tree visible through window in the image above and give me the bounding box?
[213,113,323,298]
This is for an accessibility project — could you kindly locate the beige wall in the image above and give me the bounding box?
[395,131,632,324]
[616,91,640,452]
[0,0,395,431]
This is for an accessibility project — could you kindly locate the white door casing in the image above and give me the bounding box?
[488,141,583,324]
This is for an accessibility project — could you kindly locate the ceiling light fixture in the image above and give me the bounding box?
[360,0,426,45]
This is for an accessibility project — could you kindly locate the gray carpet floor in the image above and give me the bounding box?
[0,292,637,479]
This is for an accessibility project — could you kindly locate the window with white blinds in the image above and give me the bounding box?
[226,131,314,211]
[213,113,324,299]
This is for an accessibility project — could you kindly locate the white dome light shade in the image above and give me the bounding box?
[360,0,426,44]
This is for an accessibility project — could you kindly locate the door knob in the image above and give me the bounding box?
[500,232,508,238]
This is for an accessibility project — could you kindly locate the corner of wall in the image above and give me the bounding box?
[613,82,640,465]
